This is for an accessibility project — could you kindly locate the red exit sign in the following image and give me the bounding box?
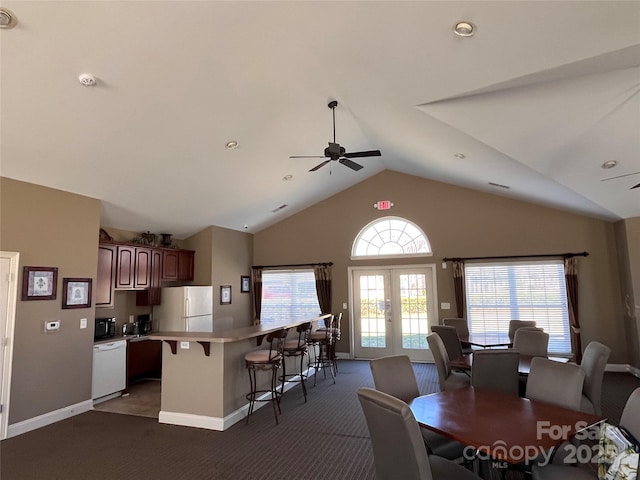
[374,200,394,210]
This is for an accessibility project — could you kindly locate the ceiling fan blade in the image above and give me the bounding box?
[339,157,364,171]
[600,171,640,181]
[290,155,326,159]
[631,183,640,189]
[309,160,331,172]
[343,150,381,159]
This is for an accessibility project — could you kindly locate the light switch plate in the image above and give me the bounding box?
[441,302,450,310]
[80,318,87,329]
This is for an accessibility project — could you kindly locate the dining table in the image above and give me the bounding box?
[448,353,570,375]
[408,387,604,466]
[460,332,512,348]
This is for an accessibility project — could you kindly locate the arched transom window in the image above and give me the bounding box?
[351,216,432,259]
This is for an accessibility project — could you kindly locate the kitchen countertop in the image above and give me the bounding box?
[94,334,156,345]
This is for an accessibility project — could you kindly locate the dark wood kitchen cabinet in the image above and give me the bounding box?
[136,249,163,306]
[96,243,117,308]
[162,249,194,281]
[115,245,151,289]
[127,339,162,385]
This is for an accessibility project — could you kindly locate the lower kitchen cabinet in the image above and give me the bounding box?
[127,339,162,385]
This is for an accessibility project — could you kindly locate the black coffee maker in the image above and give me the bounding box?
[138,314,152,334]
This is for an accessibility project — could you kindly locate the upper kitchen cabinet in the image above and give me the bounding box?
[115,245,151,289]
[162,249,194,281]
[96,243,117,308]
[136,248,163,306]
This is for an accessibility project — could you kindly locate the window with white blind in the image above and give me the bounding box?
[260,269,321,325]
[464,261,571,354]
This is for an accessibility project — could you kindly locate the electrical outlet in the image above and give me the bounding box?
[342,302,348,310]
[129,315,135,324]
[180,341,190,349]
[80,318,87,329]
[441,302,450,310]
[44,320,60,332]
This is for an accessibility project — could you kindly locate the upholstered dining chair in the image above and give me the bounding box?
[579,341,611,416]
[426,333,470,392]
[357,387,482,480]
[525,357,585,411]
[442,318,473,354]
[512,328,549,357]
[508,320,537,343]
[471,349,520,395]
[532,387,640,480]
[431,325,464,361]
[370,355,467,461]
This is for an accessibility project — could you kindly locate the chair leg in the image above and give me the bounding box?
[299,351,308,402]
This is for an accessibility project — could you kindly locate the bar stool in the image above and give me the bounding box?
[279,322,312,402]
[308,315,336,386]
[244,328,287,425]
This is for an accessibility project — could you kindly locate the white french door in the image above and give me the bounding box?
[351,265,437,362]
[0,252,19,440]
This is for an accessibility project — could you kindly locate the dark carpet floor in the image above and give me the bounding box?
[1,360,639,480]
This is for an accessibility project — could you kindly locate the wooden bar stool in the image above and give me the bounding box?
[244,328,287,425]
[279,322,312,402]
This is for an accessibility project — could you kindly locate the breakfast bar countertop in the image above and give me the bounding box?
[149,313,331,344]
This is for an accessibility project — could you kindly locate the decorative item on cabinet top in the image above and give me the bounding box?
[132,231,157,246]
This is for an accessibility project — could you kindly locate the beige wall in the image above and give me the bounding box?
[617,217,640,367]
[1,178,101,423]
[254,170,631,364]
[184,226,253,330]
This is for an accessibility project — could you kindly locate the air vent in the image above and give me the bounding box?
[488,182,510,190]
[271,204,288,213]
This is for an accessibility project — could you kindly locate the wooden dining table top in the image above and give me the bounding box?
[449,353,570,375]
[408,387,603,464]
[460,332,512,348]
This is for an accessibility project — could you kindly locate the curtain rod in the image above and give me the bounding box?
[442,252,589,262]
[252,262,333,270]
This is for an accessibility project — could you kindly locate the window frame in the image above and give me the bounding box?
[351,216,432,260]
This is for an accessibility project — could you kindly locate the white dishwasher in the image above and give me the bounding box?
[92,340,127,400]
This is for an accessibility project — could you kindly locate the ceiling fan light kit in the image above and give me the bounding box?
[290,100,381,173]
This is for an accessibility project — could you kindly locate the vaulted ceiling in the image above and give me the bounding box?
[1,1,638,238]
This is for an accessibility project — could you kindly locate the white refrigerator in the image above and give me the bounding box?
[154,286,213,332]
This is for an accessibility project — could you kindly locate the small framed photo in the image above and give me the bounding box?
[22,266,58,301]
[62,278,92,309]
[241,275,250,293]
[220,285,232,305]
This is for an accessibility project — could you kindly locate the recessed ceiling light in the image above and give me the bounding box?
[282,174,293,181]
[454,153,466,159]
[225,140,239,150]
[453,21,475,37]
[601,160,618,169]
[0,8,17,29]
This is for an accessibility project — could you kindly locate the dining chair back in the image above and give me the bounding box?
[508,320,537,343]
[513,328,549,357]
[471,349,520,395]
[426,333,470,392]
[442,318,473,354]
[357,387,481,480]
[369,355,467,461]
[431,325,464,360]
[526,357,585,411]
[579,341,611,416]
[620,387,640,440]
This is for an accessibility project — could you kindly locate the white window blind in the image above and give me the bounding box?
[464,261,571,354]
[260,269,321,325]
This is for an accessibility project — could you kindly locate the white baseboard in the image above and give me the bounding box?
[605,363,640,378]
[159,368,315,431]
[7,399,93,438]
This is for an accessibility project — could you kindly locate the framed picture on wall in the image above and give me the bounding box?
[21,266,58,301]
[220,285,232,305]
[241,276,250,293]
[62,278,92,309]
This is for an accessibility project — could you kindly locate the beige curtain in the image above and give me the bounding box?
[564,257,582,362]
[314,265,332,314]
[251,268,263,325]
[452,261,465,318]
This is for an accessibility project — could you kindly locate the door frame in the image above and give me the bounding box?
[348,263,439,362]
[0,251,19,440]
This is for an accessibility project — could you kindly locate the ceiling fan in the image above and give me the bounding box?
[290,100,381,172]
[600,171,640,190]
